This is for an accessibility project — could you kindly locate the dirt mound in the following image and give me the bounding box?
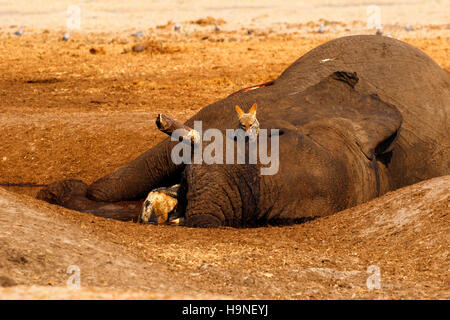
[0,187,216,298]
[0,176,448,299]
[188,17,226,26]
[127,41,182,55]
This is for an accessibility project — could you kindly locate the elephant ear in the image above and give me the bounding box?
[301,71,403,160]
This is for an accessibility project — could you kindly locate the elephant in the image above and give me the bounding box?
[37,35,450,228]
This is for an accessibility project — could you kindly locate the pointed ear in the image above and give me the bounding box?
[249,103,257,116]
[235,105,244,117]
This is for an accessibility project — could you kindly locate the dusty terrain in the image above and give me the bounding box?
[0,0,449,299]
[0,175,448,299]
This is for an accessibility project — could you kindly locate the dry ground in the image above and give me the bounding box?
[0,13,449,299]
[0,175,448,299]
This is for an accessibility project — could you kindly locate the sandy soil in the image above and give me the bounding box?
[0,176,448,299]
[1,0,449,32]
[0,1,449,299]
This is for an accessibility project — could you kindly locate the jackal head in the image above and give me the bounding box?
[235,103,259,136]
[140,185,182,225]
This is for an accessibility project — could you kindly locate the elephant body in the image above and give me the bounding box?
[38,35,450,227]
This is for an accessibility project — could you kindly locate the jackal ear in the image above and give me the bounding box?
[235,105,244,117]
[249,103,257,116]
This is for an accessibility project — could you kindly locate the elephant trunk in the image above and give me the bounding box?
[181,163,261,228]
[88,113,198,202]
[88,139,181,201]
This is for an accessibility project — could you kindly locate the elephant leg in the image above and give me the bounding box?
[37,115,191,216]
[87,139,183,202]
[36,180,143,221]
[88,113,202,202]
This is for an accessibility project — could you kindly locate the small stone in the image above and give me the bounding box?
[132,43,147,53]
[214,25,220,32]
[405,24,414,31]
[318,24,325,33]
[376,27,383,36]
[62,30,70,41]
[174,23,181,31]
[89,47,105,54]
[14,27,23,36]
[131,30,144,38]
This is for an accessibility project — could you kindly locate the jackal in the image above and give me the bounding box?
[235,103,259,136]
